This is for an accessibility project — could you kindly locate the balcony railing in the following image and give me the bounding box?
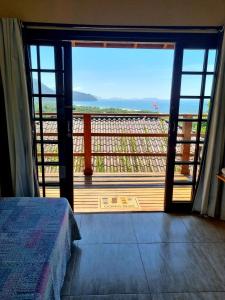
[36,113,205,176]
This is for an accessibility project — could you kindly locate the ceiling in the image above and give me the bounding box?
[0,0,225,26]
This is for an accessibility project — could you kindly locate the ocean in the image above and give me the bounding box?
[74,98,210,114]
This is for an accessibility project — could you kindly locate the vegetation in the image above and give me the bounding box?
[190,122,207,135]
[34,102,155,114]
[35,102,208,136]
[73,105,155,114]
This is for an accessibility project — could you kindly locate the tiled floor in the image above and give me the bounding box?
[61,213,225,299]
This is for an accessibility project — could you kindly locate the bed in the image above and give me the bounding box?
[0,197,81,299]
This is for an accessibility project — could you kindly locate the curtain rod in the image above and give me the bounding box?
[23,22,224,34]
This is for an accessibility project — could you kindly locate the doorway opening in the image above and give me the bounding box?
[72,41,177,212]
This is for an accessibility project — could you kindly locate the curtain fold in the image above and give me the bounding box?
[193,32,225,219]
[0,18,39,197]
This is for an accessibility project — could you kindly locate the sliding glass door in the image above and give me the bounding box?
[165,42,219,211]
[27,42,73,206]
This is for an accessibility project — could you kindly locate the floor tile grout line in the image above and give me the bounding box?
[76,241,225,245]
[67,292,153,297]
[152,290,225,294]
[65,291,225,297]
[129,213,139,244]
[129,213,152,293]
[179,215,197,243]
[136,242,152,294]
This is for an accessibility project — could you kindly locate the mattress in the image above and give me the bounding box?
[0,197,80,299]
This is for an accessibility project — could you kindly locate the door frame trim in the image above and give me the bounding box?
[23,26,223,213]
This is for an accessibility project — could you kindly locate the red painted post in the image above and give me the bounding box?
[181,115,192,175]
[83,114,93,176]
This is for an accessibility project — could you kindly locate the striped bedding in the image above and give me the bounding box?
[0,197,80,299]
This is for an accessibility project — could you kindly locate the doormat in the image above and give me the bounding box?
[99,196,139,209]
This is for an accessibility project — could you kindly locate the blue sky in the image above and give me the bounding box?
[72,48,174,99]
[31,46,216,100]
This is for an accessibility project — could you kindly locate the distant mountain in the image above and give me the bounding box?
[32,79,98,102]
[32,79,53,94]
[73,91,98,102]
[31,79,166,103]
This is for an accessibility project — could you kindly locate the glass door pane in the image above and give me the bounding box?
[165,45,218,210]
[28,42,73,206]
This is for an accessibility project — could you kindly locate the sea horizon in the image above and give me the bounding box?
[74,98,209,114]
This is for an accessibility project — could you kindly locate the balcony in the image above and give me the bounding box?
[36,113,204,212]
